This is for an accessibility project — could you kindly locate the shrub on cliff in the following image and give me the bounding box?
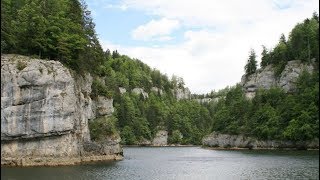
[89,116,118,142]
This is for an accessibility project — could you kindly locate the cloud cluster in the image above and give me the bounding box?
[131,18,180,41]
[101,0,319,94]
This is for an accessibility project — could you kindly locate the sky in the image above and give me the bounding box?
[86,0,319,94]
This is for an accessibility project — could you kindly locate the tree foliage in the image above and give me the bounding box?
[1,0,104,72]
[245,49,257,76]
[258,13,319,76]
[2,1,318,145]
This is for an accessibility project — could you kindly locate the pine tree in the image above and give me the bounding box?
[260,45,270,68]
[245,49,257,76]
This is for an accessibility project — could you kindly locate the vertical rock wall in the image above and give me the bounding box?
[241,60,315,98]
[1,54,122,166]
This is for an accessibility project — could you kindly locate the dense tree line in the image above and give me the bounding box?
[1,0,211,145]
[245,13,319,77]
[2,1,318,144]
[93,51,175,98]
[219,14,319,141]
[114,92,212,145]
[209,69,318,141]
[1,0,105,72]
[93,52,212,145]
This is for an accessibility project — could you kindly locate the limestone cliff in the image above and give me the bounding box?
[1,54,123,166]
[152,130,168,146]
[241,60,315,98]
[194,97,221,104]
[173,88,191,100]
[131,87,149,98]
[135,130,169,146]
[202,132,319,150]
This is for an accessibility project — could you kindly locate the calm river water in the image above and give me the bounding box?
[1,147,319,180]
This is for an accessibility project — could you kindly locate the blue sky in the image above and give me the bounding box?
[86,0,319,94]
[87,1,186,47]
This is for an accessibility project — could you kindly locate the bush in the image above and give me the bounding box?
[169,130,183,144]
[91,78,113,98]
[120,126,136,145]
[89,116,118,142]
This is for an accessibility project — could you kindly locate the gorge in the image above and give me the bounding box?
[1,0,319,168]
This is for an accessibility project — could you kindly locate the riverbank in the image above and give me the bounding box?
[3,147,318,180]
[202,132,319,150]
[202,146,319,151]
[122,144,199,147]
[1,154,123,167]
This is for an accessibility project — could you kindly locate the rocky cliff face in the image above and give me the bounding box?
[241,60,315,98]
[173,88,191,100]
[135,130,169,146]
[152,130,168,146]
[1,54,123,166]
[131,87,149,98]
[202,132,319,149]
[151,87,163,95]
[194,97,220,104]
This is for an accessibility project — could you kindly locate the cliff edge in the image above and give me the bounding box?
[1,54,123,166]
[240,59,315,99]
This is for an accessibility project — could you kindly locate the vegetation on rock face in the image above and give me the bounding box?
[258,12,319,76]
[88,116,118,142]
[113,90,212,145]
[1,0,104,72]
[209,69,318,141]
[226,14,319,141]
[207,14,319,142]
[244,49,258,77]
[2,1,318,145]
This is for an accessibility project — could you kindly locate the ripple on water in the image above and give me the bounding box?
[1,147,319,180]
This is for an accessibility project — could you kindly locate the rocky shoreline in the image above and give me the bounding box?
[1,154,123,167]
[202,132,319,150]
[202,146,319,151]
[123,144,199,147]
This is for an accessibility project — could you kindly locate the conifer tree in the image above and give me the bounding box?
[244,49,257,76]
[260,45,270,68]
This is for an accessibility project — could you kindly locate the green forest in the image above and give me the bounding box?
[1,0,319,145]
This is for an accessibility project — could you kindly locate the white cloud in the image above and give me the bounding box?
[100,0,319,94]
[122,0,318,27]
[131,18,180,41]
[153,36,173,42]
[105,4,128,11]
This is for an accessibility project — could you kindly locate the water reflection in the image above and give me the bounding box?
[2,147,319,180]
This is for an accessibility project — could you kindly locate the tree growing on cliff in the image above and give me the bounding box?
[288,14,319,62]
[244,49,257,77]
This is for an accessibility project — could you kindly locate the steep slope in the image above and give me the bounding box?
[241,59,315,99]
[202,59,319,149]
[1,54,122,166]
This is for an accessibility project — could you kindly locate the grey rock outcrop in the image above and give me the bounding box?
[278,60,314,92]
[241,60,315,98]
[137,138,151,146]
[82,134,123,157]
[174,88,191,100]
[202,132,319,149]
[132,88,149,98]
[152,130,168,146]
[194,97,220,104]
[1,54,123,166]
[94,96,114,116]
[151,87,163,95]
[119,87,126,94]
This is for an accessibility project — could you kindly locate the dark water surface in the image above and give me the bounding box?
[1,147,319,180]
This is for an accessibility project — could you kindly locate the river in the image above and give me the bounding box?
[1,147,319,180]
